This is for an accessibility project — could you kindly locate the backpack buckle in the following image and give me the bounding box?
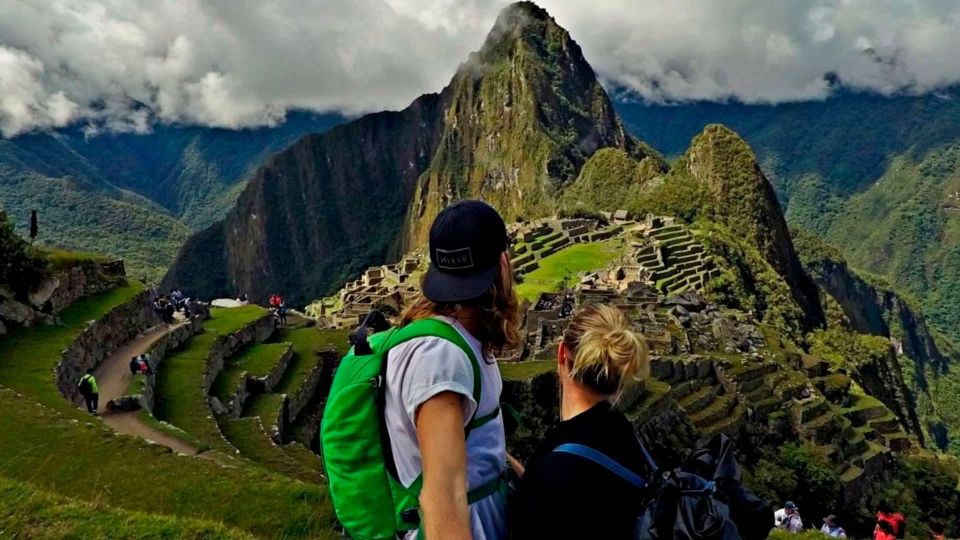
[401,508,420,524]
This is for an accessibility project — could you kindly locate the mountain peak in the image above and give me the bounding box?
[681,124,825,329]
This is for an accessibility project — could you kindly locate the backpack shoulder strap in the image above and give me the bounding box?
[553,443,647,489]
[380,318,489,429]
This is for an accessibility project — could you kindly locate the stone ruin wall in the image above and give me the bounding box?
[272,348,340,444]
[111,316,206,413]
[55,288,158,404]
[223,343,294,418]
[0,259,128,337]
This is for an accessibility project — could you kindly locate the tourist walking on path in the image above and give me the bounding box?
[512,303,653,540]
[821,515,847,538]
[385,200,519,540]
[77,368,99,415]
[775,501,803,532]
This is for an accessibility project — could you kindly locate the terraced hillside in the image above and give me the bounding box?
[0,282,342,537]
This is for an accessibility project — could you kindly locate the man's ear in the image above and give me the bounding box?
[557,341,566,369]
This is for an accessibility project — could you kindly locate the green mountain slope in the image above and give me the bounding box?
[0,113,342,282]
[814,143,960,344]
[165,1,665,305]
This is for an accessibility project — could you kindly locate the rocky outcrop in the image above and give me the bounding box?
[48,260,127,313]
[0,258,127,331]
[163,1,663,305]
[56,289,158,404]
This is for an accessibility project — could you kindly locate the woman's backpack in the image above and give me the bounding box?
[554,433,772,540]
[320,314,501,540]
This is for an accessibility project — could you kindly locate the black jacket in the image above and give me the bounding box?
[513,401,652,540]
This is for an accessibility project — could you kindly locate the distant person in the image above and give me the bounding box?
[775,501,803,532]
[278,300,288,325]
[77,368,99,415]
[874,501,906,540]
[152,297,164,320]
[821,515,847,538]
[129,355,139,375]
[929,522,946,540]
[162,297,175,324]
[269,294,281,310]
[236,293,248,303]
[170,287,184,311]
[137,354,152,375]
[513,304,652,540]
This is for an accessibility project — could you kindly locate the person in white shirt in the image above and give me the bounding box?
[774,501,803,532]
[385,200,521,540]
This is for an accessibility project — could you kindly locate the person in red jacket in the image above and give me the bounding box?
[874,501,906,540]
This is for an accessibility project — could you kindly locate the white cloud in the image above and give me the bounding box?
[1,0,960,137]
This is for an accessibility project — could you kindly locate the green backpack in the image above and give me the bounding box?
[320,317,502,540]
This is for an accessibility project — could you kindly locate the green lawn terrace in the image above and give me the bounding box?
[152,305,273,452]
[0,282,147,414]
[0,283,339,538]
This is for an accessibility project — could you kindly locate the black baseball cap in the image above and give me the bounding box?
[422,200,509,303]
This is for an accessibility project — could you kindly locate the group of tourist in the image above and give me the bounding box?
[129,353,153,375]
[269,293,287,325]
[153,287,192,324]
[774,499,931,539]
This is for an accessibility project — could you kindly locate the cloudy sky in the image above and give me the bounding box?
[1,0,959,137]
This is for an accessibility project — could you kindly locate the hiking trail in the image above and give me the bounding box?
[94,323,198,456]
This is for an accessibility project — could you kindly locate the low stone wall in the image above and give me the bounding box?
[56,288,157,405]
[49,260,127,314]
[284,349,336,427]
[225,343,294,417]
[281,348,340,447]
[110,316,206,413]
[1,259,127,335]
[202,315,276,395]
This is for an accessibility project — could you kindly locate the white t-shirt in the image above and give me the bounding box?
[774,508,803,532]
[384,316,508,540]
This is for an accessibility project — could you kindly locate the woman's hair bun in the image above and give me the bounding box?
[562,304,650,397]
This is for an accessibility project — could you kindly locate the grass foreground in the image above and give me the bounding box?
[0,388,335,538]
[0,475,254,539]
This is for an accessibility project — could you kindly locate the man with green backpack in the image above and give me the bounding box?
[322,200,521,540]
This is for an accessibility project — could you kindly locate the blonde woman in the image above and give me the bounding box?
[513,304,653,540]
[384,200,521,540]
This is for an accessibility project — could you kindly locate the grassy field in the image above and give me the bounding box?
[0,388,335,538]
[153,306,267,452]
[0,475,254,539]
[515,239,624,301]
[499,360,555,381]
[211,342,292,402]
[0,283,146,414]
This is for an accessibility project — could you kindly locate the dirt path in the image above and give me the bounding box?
[95,324,198,455]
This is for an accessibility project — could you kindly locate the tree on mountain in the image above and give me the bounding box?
[29,210,38,249]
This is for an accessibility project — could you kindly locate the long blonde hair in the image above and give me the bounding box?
[561,304,649,397]
[401,259,521,357]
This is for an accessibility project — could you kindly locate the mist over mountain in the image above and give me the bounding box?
[164,2,664,304]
